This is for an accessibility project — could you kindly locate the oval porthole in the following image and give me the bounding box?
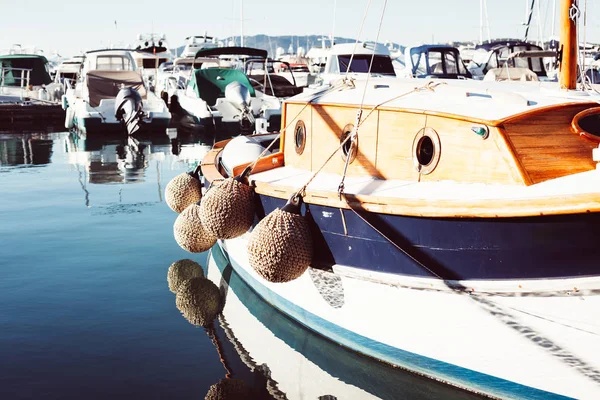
[294,120,306,155]
[340,124,358,163]
[412,127,441,175]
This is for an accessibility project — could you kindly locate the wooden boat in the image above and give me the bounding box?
[194,1,600,398]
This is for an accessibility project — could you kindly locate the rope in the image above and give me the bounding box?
[205,322,233,378]
[338,0,387,198]
[340,193,443,279]
[343,0,373,81]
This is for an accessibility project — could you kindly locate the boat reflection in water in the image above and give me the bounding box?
[63,130,212,207]
[0,132,55,166]
[169,246,482,400]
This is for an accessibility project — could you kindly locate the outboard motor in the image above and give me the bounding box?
[115,87,144,135]
[225,81,255,135]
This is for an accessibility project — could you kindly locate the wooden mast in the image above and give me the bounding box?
[559,0,578,89]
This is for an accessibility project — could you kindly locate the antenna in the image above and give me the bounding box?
[240,0,244,48]
[331,0,337,47]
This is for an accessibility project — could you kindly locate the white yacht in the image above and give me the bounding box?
[131,33,172,92]
[62,49,171,135]
[177,34,218,58]
[48,55,84,102]
[0,51,54,103]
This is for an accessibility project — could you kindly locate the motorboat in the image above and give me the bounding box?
[274,62,314,88]
[172,46,281,136]
[132,33,173,91]
[177,34,218,58]
[48,55,84,102]
[190,1,600,398]
[62,49,171,135]
[307,42,396,91]
[245,58,304,98]
[0,52,53,103]
[400,44,472,79]
[468,39,550,80]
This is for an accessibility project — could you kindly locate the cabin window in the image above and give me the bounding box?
[340,124,358,164]
[444,53,458,74]
[142,59,160,69]
[412,128,441,175]
[427,51,444,74]
[294,120,307,155]
[338,55,395,75]
[96,56,132,71]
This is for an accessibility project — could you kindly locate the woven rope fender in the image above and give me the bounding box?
[165,167,202,213]
[200,176,255,239]
[174,203,217,253]
[175,277,222,327]
[167,259,204,293]
[247,195,313,283]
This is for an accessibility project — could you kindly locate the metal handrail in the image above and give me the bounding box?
[0,67,32,89]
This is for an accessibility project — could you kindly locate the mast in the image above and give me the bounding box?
[559,0,577,89]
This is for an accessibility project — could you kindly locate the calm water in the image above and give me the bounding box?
[0,131,482,399]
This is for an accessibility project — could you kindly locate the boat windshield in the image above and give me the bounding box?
[411,48,470,77]
[95,56,133,71]
[337,54,396,75]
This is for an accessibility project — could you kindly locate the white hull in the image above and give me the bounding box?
[217,235,600,399]
[204,250,382,399]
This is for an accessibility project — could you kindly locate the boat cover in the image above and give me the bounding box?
[189,68,255,106]
[86,70,146,107]
[0,55,52,86]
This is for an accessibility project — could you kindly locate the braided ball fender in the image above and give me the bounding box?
[247,208,313,283]
[165,172,202,213]
[173,203,217,253]
[200,178,255,239]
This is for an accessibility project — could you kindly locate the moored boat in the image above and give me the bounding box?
[63,49,171,135]
[171,1,600,398]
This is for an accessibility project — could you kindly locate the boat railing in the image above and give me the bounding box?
[0,66,32,99]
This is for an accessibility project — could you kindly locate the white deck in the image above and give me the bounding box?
[251,166,600,202]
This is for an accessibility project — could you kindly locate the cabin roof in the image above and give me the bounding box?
[0,54,49,62]
[290,77,598,124]
[327,42,390,56]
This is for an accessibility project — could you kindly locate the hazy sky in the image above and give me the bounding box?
[1,0,599,58]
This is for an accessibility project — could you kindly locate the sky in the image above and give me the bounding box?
[1,0,599,58]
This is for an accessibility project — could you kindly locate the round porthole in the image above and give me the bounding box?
[572,106,600,142]
[294,120,306,155]
[412,127,441,175]
[340,124,358,163]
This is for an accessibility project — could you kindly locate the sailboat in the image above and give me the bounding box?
[185,0,600,398]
